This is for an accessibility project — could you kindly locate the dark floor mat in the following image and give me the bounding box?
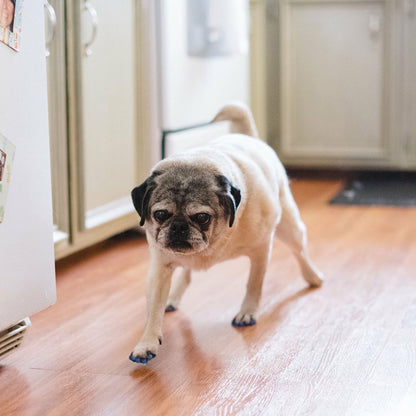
[330,171,416,207]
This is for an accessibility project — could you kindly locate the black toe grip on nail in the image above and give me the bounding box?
[232,316,256,327]
[165,305,177,312]
[129,351,156,364]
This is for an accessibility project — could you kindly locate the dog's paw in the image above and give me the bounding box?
[232,313,257,327]
[129,337,162,364]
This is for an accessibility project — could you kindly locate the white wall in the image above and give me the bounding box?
[0,0,56,330]
[158,0,250,130]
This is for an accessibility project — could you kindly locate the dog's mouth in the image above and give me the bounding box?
[167,240,193,252]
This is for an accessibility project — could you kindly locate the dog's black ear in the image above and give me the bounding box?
[131,182,149,226]
[216,175,241,227]
[131,172,160,226]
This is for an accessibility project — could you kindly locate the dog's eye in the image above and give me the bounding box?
[153,210,170,223]
[193,213,211,225]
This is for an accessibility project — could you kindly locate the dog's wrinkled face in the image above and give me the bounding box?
[131,164,241,255]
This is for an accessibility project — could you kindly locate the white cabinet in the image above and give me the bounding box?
[65,0,145,255]
[45,0,156,259]
[279,0,393,165]
[263,0,416,168]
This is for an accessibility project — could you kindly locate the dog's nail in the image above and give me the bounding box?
[129,352,151,364]
[158,338,162,345]
[165,305,176,313]
[146,351,155,359]
[129,353,142,363]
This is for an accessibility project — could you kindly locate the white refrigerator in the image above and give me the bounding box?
[0,0,56,359]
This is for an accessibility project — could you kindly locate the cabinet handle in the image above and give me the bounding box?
[83,1,98,57]
[44,0,57,58]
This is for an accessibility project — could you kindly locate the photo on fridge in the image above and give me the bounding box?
[0,0,24,51]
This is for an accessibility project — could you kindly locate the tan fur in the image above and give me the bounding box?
[130,103,323,364]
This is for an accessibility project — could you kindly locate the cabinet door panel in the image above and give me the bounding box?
[45,0,70,246]
[81,0,137,227]
[281,0,390,159]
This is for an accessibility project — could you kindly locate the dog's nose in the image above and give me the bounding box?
[170,220,189,235]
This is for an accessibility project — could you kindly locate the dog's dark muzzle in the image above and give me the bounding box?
[168,220,192,251]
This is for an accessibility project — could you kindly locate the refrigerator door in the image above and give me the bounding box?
[0,0,56,331]
[157,0,250,130]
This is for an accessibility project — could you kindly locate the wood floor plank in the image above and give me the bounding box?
[1,179,416,416]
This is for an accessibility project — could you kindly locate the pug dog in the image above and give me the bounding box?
[129,103,323,364]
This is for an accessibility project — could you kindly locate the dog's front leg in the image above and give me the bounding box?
[130,258,174,364]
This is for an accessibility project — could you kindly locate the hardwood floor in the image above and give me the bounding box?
[2,179,416,415]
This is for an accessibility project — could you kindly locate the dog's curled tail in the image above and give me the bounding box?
[212,102,259,138]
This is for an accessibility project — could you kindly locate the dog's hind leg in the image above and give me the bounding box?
[165,268,191,312]
[276,183,324,288]
[232,241,273,327]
